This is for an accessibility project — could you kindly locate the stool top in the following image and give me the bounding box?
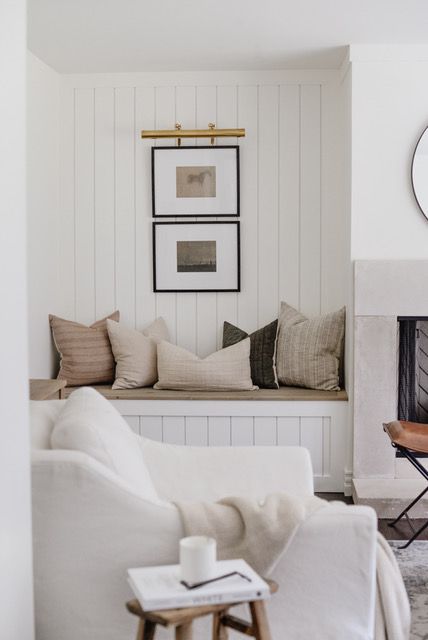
[383,420,428,454]
[126,579,278,628]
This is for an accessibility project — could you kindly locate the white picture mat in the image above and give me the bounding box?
[154,147,238,216]
[155,223,239,291]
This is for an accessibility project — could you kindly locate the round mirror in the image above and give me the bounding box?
[412,126,428,219]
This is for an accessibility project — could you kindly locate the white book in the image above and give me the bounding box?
[127,559,270,611]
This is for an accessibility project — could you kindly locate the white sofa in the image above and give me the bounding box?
[31,399,377,640]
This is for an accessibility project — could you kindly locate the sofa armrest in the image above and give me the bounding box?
[267,503,377,639]
[139,437,314,502]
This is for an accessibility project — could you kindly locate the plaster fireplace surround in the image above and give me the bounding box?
[353,260,428,517]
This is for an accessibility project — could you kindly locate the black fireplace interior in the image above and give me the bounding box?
[398,317,428,425]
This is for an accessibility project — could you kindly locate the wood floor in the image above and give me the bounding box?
[315,493,428,542]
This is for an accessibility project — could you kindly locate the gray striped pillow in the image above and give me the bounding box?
[49,311,119,386]
[276,303,345,391]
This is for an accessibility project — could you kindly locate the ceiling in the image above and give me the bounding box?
[28,0,428,73]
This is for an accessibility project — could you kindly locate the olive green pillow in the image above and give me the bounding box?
[222,320,279,389]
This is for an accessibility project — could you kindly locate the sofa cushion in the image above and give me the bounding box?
[222,319,279,389]
[107,317,169,389]
[50,311,119,386]
[30,400,64,449]
[154,339,256,391]
[276,302,345,391]
[50,387,159,501]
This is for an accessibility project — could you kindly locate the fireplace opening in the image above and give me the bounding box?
[398,317,428,445]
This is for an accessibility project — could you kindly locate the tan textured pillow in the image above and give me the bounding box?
[49,311,119,386]
[154,339,256,391]
[107,317,170,389]
[276,302,345,391]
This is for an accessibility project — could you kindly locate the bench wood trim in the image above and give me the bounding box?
[63,385,348,402]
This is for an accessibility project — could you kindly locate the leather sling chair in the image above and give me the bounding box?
[383,420,428,548]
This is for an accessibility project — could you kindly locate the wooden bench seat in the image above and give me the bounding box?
[63,385,348,402]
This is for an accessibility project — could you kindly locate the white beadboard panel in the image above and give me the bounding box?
[115,87,136,327]
[231,416,254,446]
[123,415,140,434]
[185,416,208,446]
[258,86,279,327]
[300,416,323,475]
[135,87,156,330]
[277,416,300,446]
[57,72,345,360]
[94,87,115,318]
[236,85,259,332]
[208,417,231,446]
[322,417,332,476]
[74,88,95,324]
[278,85,300,310]
[140,416,163,441]
[154,86,177,342]
[300,85,321,317]
[58,85,76,319]
[216,84,239,347]
[175,85,197,353]
[163,416,185,444]
[254,417,277,446]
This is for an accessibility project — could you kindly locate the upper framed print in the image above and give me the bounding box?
[153,221,240,292]
[152,145,240,217]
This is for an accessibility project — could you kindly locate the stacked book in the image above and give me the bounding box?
[128,559,270,611]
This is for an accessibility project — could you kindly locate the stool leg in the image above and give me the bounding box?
[249,601,272,640]
[175,622,193,640]
[136,619,156,640]
[212,612,228,640]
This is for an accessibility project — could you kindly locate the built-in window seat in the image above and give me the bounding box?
[62,384,350,494]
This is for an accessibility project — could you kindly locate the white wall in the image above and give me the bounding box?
[27,52,60,376]
[53,70,346,360]
[349,46,428,260]
[0,1,34,638]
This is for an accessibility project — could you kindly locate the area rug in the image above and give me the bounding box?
[390,541,428,640]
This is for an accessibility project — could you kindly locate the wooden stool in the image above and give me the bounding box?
[126,579,278,640]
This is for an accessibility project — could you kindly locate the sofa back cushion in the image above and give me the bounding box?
[30,400,64,449]
[154,338,256,391]
[50,387,159,501]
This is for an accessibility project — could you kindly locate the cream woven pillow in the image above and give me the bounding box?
[276,302,345,391]
[154,339,256,391]
[107,317,169,389]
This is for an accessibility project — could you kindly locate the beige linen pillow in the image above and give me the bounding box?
[276,302,345,391]
[49,311,119,386]
[107,317,169,389]
[154,339,256,391]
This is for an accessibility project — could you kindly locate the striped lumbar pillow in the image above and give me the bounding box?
[154,338,256,391]
[49,311,119,386]
[222,320,279,389]
[276,302,345,391]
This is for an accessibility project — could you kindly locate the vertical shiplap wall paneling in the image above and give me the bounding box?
[216,85,238,347]
[154,86,177,342]
[195,86,218,357]
[278,86,300,310]
[300,85,321,317]
[94,87,115,318]
[56,73,344,370]
[59,85,76,319]
[236,85,259,333]
[75,88,95,324]
[175,85,198,353]
[135,87,156,329]
[115,88,136,327]
[257,86,279,326]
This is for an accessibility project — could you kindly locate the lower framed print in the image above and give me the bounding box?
[153,221,240,292]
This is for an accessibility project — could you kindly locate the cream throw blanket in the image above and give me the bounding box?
[176,494,410,640]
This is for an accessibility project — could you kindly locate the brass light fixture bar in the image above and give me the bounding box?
[141,122,245,146]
